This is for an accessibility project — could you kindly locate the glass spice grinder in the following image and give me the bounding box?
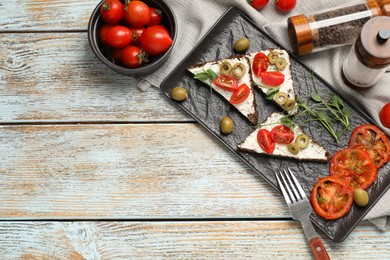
[287,0,390,55]
[342,16,390,89]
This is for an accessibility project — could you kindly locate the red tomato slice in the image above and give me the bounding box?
[311,176,353,220]
[270,125,294,144]
[260,71,285,86]
[257,129,275,154]
[252,52,269,76]
[348,124,390,168]
[213,75,239,92]
[230,84,250,104]
[330,148,378,190]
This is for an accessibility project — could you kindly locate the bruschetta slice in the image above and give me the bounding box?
[247,49,298,115]
[187,56,258,125]
[238,112,331,162]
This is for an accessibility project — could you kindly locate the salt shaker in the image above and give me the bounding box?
[342,16,390,89]
[288,0,387,55]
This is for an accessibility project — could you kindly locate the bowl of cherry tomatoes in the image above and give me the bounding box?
[88,0,177,76]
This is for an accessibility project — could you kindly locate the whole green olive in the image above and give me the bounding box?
[170,86,188,102]
[220,116,234,134]
[234,37,250,53]
[354,189,369,207]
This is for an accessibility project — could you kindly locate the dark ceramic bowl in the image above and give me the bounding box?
[88,0,177,77]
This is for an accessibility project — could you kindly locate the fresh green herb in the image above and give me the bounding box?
[194,68,217,83]
[206,69,218,80]
[194,72,210,82]
[280,74,352,143]
[193,68,218,118]
[266,87,280,100]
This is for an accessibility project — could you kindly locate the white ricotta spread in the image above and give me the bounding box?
[238,112,329,161]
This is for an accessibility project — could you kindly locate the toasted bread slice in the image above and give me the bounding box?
[187,56,258,125]
[238,112,331,162]
[247,49,298,115]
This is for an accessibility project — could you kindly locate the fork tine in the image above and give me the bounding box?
[278,170,296,203]
[275,171,292,205]
[283,169,299,202]
[287,168,307,200]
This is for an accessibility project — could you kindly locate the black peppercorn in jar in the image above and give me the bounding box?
[288,0,386,55]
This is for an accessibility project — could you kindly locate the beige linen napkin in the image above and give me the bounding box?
[138,0,390,230]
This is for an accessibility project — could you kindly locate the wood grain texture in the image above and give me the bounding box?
[0,123,288,219]
[0,0,95,31]
[0,33,190,123]
[0,221,388,259]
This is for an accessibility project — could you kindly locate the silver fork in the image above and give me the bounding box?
[276,168,330,260]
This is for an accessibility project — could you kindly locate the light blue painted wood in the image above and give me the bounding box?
[0,0,96,31]
[0,221,388,259]
[0,123,288,219]
[0,33,192,123]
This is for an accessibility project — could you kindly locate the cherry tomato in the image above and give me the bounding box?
[213,75,239,92]
[247,0,269,10]
[140,25,173,55]
[257,129,275,154]
[99,23,113,46]
[122,46,148,68]
[348,124,390,168]
[129,27,145,46]
[252,52,269,76]
[275,0,297,12]
[260,71,285,86]
[146,7,162,26]
[112,48,125,63]
[230,84,250,104]
[124,0,151,27]
[105,25,132,48]
[100,0,124,24]
[270,125,294,144]
[311,176,353,220]
[379,102,390,128]
[330,148,378,190]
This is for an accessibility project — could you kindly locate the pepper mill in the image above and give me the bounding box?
[342,16,390,89]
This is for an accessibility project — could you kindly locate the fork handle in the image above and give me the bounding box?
[309,237,330,260]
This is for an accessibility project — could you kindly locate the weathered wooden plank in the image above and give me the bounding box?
[0,33,190,122]
[0,221,387,259]
[0,0,95,31]
[0,123,288,219]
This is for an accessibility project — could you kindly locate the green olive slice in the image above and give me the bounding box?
[170,86,188,102]
[220,61,233,75]
[232,63,247,79]
[287,143,300,155]
[284,99,296,112]
[295,134,310,149]
[220,116,234,134]
[267,51,279,65]
[274,92,288,106]
[275,57,288,70]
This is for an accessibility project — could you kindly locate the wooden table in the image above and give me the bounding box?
[1,1,389,259]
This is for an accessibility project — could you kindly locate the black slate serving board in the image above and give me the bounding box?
[160,7,390,243]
